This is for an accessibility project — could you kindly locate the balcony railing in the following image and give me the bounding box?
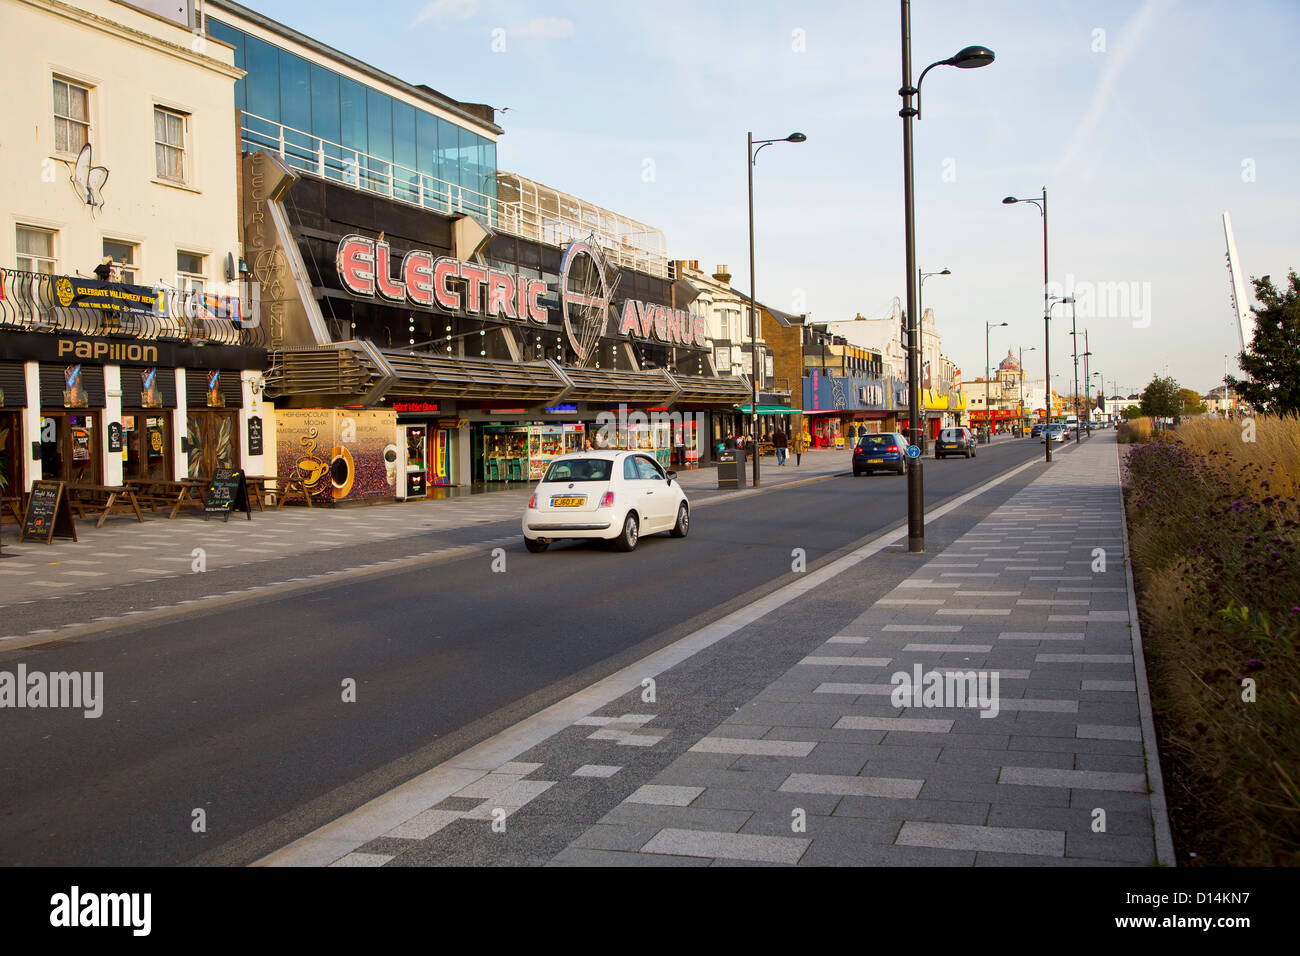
[0,268,266,348]
[238,112,670,279]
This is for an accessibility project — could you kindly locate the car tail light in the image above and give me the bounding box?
[527,491,537,509]
[887,445,900,453]
[598,491,615,508]
[854,446,863,455]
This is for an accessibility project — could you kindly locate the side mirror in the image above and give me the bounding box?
[666,470,677,483]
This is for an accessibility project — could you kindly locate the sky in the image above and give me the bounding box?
[249,0,1300,396]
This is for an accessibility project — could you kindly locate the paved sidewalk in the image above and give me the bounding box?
[285,432,1171,867]
[551,433,1167,865]
[0,449,847,603]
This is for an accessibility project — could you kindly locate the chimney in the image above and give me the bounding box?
[713,264,731,284]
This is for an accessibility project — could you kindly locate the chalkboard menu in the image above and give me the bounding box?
[107,421,124,454]
[21,480,78,544]
[247,416,263,456]
[203,468,252,522]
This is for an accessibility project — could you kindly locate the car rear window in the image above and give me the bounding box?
[860,435,894,447]
[939,429,967,441]
[543,459,612,482]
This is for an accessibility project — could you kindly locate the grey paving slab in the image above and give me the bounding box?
[640,827,809,864]
[897,821,1065,857]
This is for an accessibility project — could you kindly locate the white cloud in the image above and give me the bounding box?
[1053,0,1173,178]
[411,0,479,26]
[511,16,575,41]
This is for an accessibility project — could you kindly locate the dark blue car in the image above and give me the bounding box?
[853,432,909,476]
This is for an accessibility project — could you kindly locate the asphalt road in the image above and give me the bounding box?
[0,438,1051,865]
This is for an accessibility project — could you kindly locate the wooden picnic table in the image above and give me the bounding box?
[125,478,208,519]
[65,483,145,528]
[244,475,314,510]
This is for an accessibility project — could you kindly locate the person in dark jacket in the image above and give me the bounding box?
[772,427,788,465]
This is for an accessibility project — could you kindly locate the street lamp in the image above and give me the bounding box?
[900,0,994,552]
[915,268,950,451]
[1082,329,1092,430]
[1002,189,1051,462]
[1019,345,1037,432]
[985,321,1008,439]
[748,130,806,487]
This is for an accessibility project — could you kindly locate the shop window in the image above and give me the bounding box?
[177,251,205,292]
[103,239,138,284]
[53,77,91,156]
[16,226,56,274]
[154,106,188,183]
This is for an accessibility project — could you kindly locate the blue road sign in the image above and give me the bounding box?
[906,443,921,459]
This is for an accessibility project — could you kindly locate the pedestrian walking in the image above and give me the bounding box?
[793,431,804,466]
[772,426,788,465]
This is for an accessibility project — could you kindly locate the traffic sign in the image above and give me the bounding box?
[906,443,921,459]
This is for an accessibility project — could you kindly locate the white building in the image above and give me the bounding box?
[1,0,269,494]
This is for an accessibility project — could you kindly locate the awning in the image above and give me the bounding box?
[737,404,801,415]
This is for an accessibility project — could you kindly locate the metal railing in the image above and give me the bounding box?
[238,112,670,278]
[0,268,266,347]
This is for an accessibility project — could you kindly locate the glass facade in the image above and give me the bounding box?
[208,18,497,217]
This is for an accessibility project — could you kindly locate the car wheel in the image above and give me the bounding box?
[670,502,690,538]
[853,469,862,477]
[524,537,548,553]
[613,511,640,552]
[935,452,942,460]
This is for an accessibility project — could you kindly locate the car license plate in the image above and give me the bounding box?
[868,458,884,464]
[550,496,585,507]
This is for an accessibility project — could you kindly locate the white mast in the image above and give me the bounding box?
[1222,211,1254,369]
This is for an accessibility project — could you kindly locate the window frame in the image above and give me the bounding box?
[102,238,139,285]
[16,225,58,274]
[52,76,91,157]
[154,105,189,183]
[176,251,206,293]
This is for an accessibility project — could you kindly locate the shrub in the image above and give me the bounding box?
[1123,419,1300,864]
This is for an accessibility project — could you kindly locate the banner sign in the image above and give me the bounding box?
[335,236,710,359]
[53,277,161,315]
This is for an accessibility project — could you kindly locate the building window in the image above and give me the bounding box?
[154,107,187,182]
[177,251,205,292]
[53,77,90,155]
[17,226,57,274]
[103,239,138,284]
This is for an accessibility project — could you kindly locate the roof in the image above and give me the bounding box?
[207,0,504,136]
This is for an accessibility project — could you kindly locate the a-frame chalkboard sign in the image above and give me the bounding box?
[203,468,252,522]
[21,480,78,544]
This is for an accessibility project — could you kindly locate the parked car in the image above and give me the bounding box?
[1030,424,1044,438]
[934,427,977,459]
[1042,424,1067,443]
[853,432,909,476]
[522,451,689,553]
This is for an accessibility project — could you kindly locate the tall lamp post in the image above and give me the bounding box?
[1019,345,1036,432]
[916,268,950,452]
[1082,329,1092,430]
[1048,296,1073,436]
[985,321,1008,437]
[748,130,806,487]
[1002,189,1051,462]
[1062,298,1081,444]
[899,0,994,551]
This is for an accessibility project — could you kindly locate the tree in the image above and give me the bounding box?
[1179,388,1208,415]
[1226,270,1300,415]
[1120,405,1144,421]
[1140,375,1182,421]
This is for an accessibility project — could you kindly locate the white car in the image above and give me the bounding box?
[522,451,690,553]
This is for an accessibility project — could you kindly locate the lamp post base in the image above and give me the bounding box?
[907,458,924,552]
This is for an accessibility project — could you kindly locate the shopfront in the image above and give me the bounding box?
[39,363,105,485]
[120,365,176,481]
[802,371,889,448]
[0,362,27,497]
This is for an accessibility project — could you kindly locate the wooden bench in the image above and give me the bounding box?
[124,478,208,519]
[244,475,314,509]
[65,483,145,528]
